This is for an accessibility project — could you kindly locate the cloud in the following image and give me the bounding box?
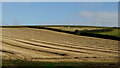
[79,11,118,27]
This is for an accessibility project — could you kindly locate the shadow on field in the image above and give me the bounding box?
[2,60,119,68]
[1,26,120,41]
[27,26,120,41]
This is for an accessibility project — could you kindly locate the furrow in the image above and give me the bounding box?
[2,41,68,56]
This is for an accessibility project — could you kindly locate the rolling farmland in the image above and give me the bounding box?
[48,26,104,32]
[1,27,119,66]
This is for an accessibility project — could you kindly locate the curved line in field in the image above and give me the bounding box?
[1,50,26,60]
[31,56,117,59]
[1,52,11,60]
[2,35,119,52]
[29,39,118,53]
[12,39,90,54]
[2,41,68,56]
[2,36,117,54]
[0,50,16,54]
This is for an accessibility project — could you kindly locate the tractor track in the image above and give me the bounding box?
[2,36,118,54]
[2,41,68,56]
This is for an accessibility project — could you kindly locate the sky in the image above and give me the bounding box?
[2,0,119,2]
[2,2,118,27]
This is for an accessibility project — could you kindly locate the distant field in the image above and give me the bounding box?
[48,27,104,32]
[46,26,119,38]
[0,25,108,28]
[98,29,120,37]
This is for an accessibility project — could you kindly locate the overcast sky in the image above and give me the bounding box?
[2,2,118,27]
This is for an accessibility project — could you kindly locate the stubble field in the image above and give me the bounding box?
[1,27,119,66]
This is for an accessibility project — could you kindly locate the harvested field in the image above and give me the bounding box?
[1,28,119,63]
[48,27,103,32]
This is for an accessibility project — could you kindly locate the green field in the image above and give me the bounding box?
[45,26,119,38]
[98,29,120,37]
